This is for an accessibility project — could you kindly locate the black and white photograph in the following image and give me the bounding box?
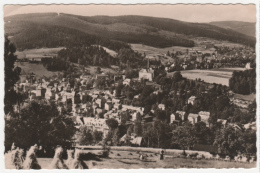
[2,2,258,170]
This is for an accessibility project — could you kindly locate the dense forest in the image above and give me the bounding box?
[56,46,161,69]
[229,69,256,95]
[57,46,116,68]
[5,20,130,51]
[6,21,97,50]
[116,48,160,69]
[97,31,195,48]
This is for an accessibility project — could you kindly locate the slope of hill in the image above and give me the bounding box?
[4,13,256,50]
[209,21,255,37]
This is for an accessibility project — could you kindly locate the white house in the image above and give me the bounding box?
[112,98,120,104]
[245,62,251,69]
[188,96,197,105]
[123,78,131,86]
[170,113,179,124]
[188,113,200,125]
[217,119,228,127]
[158,104,165,111]
[82,117,109,137]
[198,111,210,127]
[95,99,104,108]
[139,68,154,81]
[105,102,113,111]
[132,112,137,121]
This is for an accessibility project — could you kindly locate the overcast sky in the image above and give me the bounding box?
[4,4,256,23]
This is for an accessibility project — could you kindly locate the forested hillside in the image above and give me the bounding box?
[209,21,255,37]
[4,13,256,50]
[56,45,160,69]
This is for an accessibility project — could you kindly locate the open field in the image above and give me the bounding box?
[232,93,256,102]
[214,41,244,48]
[131,43,175,64]
[15,62,60,77]
[15,47,64,59]
[34,150,256,169]
[72,63,118,75]
[131,43,175,55]
[5,147,256,169]
[131,44,216,55]
[131,44,216,64]
[85,66,117,75]
[167,68,245,86]
[16,60,117,79]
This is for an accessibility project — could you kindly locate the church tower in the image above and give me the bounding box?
[147,59,150,70]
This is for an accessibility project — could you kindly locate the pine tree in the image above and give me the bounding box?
[4,35,21,114]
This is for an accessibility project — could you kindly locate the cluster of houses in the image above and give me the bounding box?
[13,54,255,146]
[171,110,210,127]
[170,108,254,131]
[230,97,253,109]
[14,68,250,139]
[14,71,149,139]
[164,45,255,72]
[170,94,254,130]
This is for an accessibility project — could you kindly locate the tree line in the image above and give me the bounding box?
[229,69,256,95]
[41,57,72,71]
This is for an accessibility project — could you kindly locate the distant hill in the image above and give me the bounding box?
[209,21,255,37]
[4,13,256,50]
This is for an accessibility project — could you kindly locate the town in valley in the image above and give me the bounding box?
[4,5,257,169]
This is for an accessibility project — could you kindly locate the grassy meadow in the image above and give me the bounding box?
[15,62,60,77]
[167,68,245,86]
[35,150,256,169]
[232,93,256,102]
[15,47,64,59]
